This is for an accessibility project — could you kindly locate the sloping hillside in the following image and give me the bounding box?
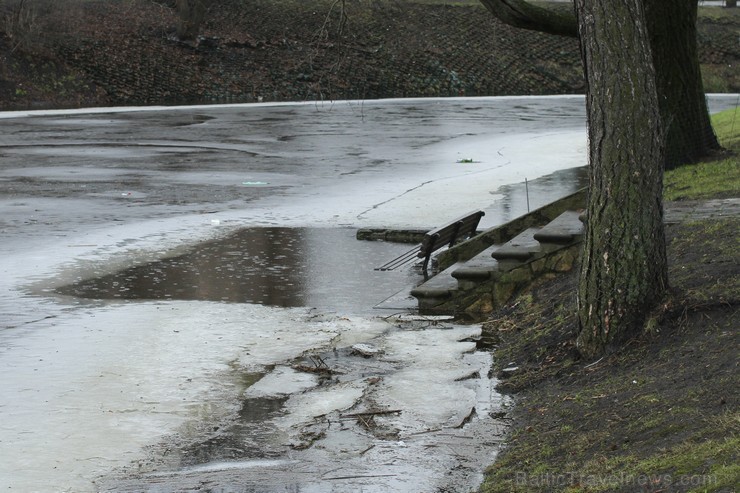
[0,0,737,110]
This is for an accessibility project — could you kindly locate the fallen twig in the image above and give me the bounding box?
[291,364,340,375]
[324,474,397,480]
[340,409,402,418]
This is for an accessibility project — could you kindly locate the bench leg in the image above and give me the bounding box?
[422,255,431,279]
[448,221,463,247]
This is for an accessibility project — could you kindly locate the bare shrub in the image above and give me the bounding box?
[0,0,54,52]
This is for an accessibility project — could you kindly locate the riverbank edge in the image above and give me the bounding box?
[477,111,739,493]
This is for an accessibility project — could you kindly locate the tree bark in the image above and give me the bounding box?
[575,0,668,358]
[477,0,721,168]
[478,0,578,37]
[646,1,720,169]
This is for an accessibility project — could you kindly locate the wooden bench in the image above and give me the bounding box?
[376,210,485,276]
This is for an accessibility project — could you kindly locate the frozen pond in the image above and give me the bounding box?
[1,95,737,492]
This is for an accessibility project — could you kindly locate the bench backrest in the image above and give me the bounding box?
[418,210,485,259]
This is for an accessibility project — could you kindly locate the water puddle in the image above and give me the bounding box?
[178,395,290,467]
[55,228,417,315]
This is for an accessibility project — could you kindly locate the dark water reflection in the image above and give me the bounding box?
[56,228,416,315]
[179,395,290,467]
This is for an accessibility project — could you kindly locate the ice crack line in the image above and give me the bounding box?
[355,179,436,220]
[355,161,511,221]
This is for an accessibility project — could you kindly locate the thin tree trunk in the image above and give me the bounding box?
[575,0,668,358]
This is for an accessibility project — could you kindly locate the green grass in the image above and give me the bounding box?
[698,5,740,22]
[664,107,740,201]
[571,436,740,493]
[702,66,736,94]
[711,107,740,150]
[480,309,739,493]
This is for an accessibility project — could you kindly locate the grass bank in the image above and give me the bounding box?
[479,107,739,493]
[665,109,740,201]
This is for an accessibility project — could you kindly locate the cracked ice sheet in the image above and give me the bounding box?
[270,325,483,437]
[99,321,506,493]
[372,325,483,433]
[0,301,388,493]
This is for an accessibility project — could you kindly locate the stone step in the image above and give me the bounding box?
[409,262,462,311]
[451,245,500,290]
[490,227,542,271]
[533,210,584,252]
[410,210,586,315]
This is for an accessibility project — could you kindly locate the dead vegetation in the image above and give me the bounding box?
[1,0,736,109]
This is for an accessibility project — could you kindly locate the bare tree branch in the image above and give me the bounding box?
[478,0,578,38]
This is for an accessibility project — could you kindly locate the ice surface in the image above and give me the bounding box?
[276,381,368,431]
[1,95,736,492]
[370,325,483,433]
[243,366,319,398]
[0,301,360,492]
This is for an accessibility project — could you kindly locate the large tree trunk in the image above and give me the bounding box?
[478,0,721,168]
[646,1,720,169]
[575,0,668,358]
